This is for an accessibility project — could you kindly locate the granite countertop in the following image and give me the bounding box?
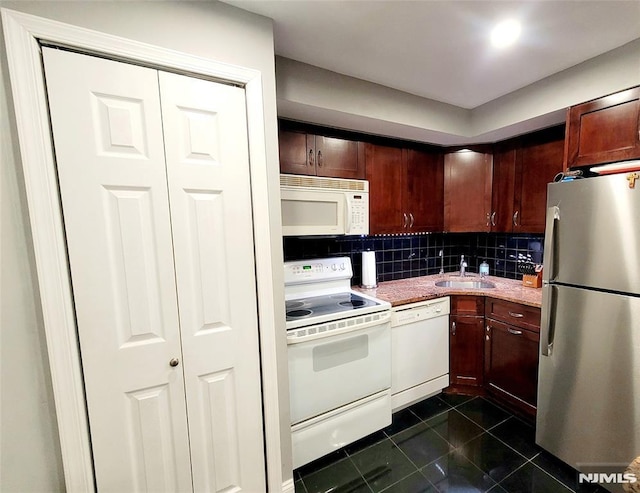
[355,273,542,308]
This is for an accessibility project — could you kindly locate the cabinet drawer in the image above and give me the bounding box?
[485,298,540,332]
[450,295,484,316]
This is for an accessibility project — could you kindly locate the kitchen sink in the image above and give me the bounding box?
[435,280,496,289]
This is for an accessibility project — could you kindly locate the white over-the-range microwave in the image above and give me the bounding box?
[280,174,369,236]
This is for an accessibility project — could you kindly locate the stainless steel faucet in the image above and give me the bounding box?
[439,250,444,275]
[460,255,467,277]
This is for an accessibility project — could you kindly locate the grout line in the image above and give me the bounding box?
[386,433,440,487]
[377,469,437,493]
[407,406,451,425]
[484,416,512,432]
[294,450,350,480]
[523,458,575,492]
[425,409,486,451]
[385,416,475,485]
[302,479,310,493]
[293,475,309,493]
[485,422,540,462]
[494,458,530,487]
[344,454,375,493]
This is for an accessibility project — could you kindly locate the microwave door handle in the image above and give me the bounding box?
[345,196,352,234]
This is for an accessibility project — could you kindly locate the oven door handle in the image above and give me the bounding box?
[287,311,391,345]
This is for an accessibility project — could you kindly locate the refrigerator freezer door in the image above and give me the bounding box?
[537,284,640,475]
[545,174,640,295]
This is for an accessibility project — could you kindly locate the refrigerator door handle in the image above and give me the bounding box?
[540,283,557,356]
[543,205,560,283]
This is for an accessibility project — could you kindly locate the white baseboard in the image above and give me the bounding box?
[281,478,295,493]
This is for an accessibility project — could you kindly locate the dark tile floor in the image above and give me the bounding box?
[294,394,610,493]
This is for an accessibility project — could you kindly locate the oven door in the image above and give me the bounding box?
[288,316,391,425]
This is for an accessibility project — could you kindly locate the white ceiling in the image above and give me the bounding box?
[223,0,640,110]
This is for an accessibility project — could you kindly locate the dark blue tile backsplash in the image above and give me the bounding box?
[283,233,544,286]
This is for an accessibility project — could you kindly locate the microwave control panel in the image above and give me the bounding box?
[348,194,369,235]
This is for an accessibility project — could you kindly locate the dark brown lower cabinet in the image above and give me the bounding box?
[450,316,484,388]
[484,318,539,418]
[446,295,541,419]
[449,296,484,389]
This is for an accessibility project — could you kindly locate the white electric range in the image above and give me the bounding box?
[284,257,392,469]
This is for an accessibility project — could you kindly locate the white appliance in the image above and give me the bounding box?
[280,174,369,236]
[284,257,391,468]
[390,298,450,411]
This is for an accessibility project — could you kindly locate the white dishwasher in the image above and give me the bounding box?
[391,297,450,411]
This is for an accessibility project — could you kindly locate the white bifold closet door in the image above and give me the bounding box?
[42,47,265,492]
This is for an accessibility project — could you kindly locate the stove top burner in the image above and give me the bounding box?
[338,300,367,307]
[285,291,381,323]
[287,309,313,318]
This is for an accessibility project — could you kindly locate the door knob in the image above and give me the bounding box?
[169,358,180,367]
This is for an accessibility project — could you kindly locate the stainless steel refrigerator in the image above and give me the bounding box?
[536,173,640,491]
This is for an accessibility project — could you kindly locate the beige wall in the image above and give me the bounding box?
[277,38,640,145]
[0,2,288,491]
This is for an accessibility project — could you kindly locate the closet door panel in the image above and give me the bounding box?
[42,48,192,492]
[159,72,266,492]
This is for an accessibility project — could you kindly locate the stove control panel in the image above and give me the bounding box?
[284,257,353,285]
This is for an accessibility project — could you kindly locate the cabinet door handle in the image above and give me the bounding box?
[451,321,456,336]
[486,212,491,227]
[486,325,491,333]
[403,213,408,228]
[409,213,414,228]
[507,328,523,335]
[508,311,524,318]
[491,211,496,226]
[308,148,314,167]
[317,150,323,167]
[513,210,519,227]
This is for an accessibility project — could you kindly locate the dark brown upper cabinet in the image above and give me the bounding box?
[365,144,404,234]
[278,128,364,179]
[565,86,640,169]
[404,149,444,233]
[514,127,565,232]
[491,141,517,232]
[491,126,564,234]
[365,144,444,235]
[444,149,493,232]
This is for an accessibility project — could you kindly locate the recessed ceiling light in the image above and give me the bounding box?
[491,19,521,48]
